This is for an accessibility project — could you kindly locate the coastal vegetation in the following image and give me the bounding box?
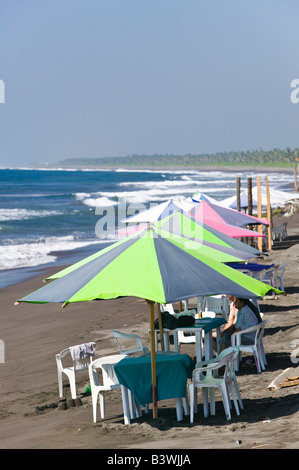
[56,147,299,169]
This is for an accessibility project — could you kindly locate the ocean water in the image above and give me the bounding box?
[0,166,295,289]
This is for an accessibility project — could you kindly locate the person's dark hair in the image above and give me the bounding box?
[235,298,262,323]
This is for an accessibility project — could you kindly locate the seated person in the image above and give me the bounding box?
[214,295,237,345]
[218,297,261,349]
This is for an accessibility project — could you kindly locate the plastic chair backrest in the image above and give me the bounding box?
[257,320,267,341]
[89,356,122,389]
[232,322,261,347]
[277,264,286,287]
[56,345,94,372]
[180,300,194,313]
[277,263,286,274]
[111,330,149,355]
[196,296,205,312]
[216,346,239,361]
[160,303,176,315]
[205,296,223,314]
[193,350,234,382]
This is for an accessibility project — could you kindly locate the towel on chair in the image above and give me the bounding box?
[69,342,95,360]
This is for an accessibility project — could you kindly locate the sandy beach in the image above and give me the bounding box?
[0,213,299,450]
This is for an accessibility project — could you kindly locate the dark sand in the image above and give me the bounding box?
[0,212,299,450]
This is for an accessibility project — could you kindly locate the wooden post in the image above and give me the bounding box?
[147,300,158,418]
[247,177,253,246]
[236,177,241,212]
[257,176,263,251]
[294,162,299,192]
[265,176,272,250]
[247,177,252,215]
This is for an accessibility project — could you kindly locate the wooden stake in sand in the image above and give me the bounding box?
[257,176,263,252]
[265,176,272,251]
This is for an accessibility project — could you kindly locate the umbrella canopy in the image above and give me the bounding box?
[220,191,258,210]
[190,192,219,204]
[251,186,299,208]
[121,199,195,224]
[18,225,280,306]
[191,216,265,239]
[156,211,264,260]
[120,198,264,239]
[191,199,269,227]
[221,187,299,209]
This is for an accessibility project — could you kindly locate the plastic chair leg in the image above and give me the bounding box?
[58,373,63,398]
[189,384,195,423]
[92,391,99,423]
[175,398,183,421]
[120,385,131,425]
[182,389,189,415]
[209,388,216,415]
[202,388,209,418]
[253,349,261,373]
[99,391,105,419]
[228,382,240,415]
[69,373,77,399]
[232,377,244,409]
[219,384,231,420]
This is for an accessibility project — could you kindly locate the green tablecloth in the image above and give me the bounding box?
[114,353,194,405]
[194,317,226,332]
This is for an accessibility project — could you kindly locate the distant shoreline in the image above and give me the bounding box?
[24,164,295,173]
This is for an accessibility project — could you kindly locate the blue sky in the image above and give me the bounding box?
[1,0,299,167]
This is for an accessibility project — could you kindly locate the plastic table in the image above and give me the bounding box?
[114,352,194,423]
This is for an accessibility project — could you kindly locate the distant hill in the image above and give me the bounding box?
[55,147,299,169]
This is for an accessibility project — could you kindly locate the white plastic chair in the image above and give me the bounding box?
[189,349,235,422]
[55,342,95,399]
[272,222,288,241]
[111,330,149,355]
[261,264,286,291]
[257,321,268,370]
[204,295,229,320]
[231,321,268,373]
[160,303,176,315]
[193,346,244,414]
[89,354,138,423]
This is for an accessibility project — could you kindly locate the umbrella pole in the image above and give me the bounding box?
[147,300,158,419]
[157,303,165,351]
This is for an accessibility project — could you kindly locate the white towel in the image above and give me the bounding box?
[69,342,95,360]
